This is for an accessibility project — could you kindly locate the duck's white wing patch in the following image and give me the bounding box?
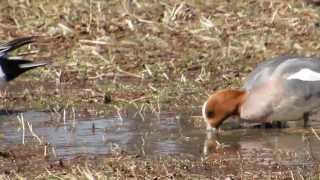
[287,68,320,81]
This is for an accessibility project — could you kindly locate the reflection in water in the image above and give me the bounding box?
[203,128,320,165]
[0,111,320,166]
[0,111,207,158]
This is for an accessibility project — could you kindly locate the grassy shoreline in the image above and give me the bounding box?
[1,0,320,178]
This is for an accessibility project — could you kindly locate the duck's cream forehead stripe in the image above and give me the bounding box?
[287,68,320,81]
[202,100,215,131]
[202,100,208,120]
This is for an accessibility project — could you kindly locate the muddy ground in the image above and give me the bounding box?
[1,0,320,179]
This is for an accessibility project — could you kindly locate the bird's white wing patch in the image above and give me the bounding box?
[19,62,47,69]
[0,66,6,79]
[287,68,320,81]
[0,46,10,54]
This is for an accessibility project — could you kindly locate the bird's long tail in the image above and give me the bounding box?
[18,61,47,69]
[1,59,48,81]
[0,37,35,54]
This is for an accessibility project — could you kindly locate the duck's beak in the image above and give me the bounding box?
[206,125,216,132]
[205,125,217,139]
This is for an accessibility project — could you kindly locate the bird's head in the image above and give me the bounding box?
[202,89,246,131]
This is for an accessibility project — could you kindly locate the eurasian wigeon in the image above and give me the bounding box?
[202,56,320,131]
[0,37,47,88]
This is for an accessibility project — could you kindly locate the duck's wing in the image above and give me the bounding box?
[242,57,320,122]
[280,58,320,110]
[242,56,312,90]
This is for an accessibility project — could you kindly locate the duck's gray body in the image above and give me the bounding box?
[240,56,320,122]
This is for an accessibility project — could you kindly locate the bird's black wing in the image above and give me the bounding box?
[0,37,35,55]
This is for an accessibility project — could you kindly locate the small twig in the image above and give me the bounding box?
[122,0,155,24]
[290,170,295,180]
[311,127,320,141]
[17,113,25,145]
[141,136,146,156]
[45,168,64,180]
[26,120,42,145]
[115,106,123,123]
[129,96,147,103]
[117,66,143,79]
[58,23,73,35]
[52,146,57,158]
[15,50,40,56]
[79,39,108,45]
[72,107,76,128]
[63,109,66,125]
[44,144,47,157]
[144,64,153,76]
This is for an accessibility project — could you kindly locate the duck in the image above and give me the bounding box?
[0,37,47,88]
[202,56,320,131]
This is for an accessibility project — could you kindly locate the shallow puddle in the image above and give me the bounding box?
[0,111,320,167]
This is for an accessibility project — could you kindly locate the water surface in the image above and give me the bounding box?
[0,111,320,167]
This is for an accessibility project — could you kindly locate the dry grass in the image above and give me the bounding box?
[0,0,320,178]
[1,0,320,115]
[1,143,320,179]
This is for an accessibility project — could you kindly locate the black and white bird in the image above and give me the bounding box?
[0,37,47,88]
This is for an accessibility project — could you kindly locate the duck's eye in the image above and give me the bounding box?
[206,111,215,118]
